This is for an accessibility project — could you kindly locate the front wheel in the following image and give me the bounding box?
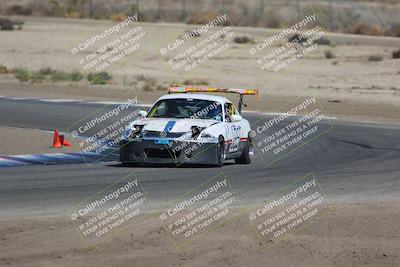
[213,136,226,167]
[235,137,254,164]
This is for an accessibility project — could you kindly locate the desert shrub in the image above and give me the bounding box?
[264,11,282,28]
[30,72,46,83]
[48,70,83,81]
[368,55,383,62]
[233,36,253,44]
[170,80,179,86]
[136,74,147,81]
[369,26,384,36]
[15,22,23,30]
[392,49,400,59]
[186,11,226,25]
[140,78,156,91]
[142,82,155,91]
[65,9,81,19]
[63,0,88,18]
[0,18,14,31]
[49,1,65,17]
[0,17,25,31]
[324,50,336,59]
[331,7,361,33]
[14,68,29,82]
[87,72,112,84]
[50,70,70,81]
[142,84,153,91]
[197,79,209,85]
[156,84,168,91]
[127,3,142,20]
[6,5,32,16]
[352,23,383,36]
[314,37,331,46]
[332,61,338,65]
[352,23,369,35]
[0,64,8,74]
[110,14,128,22]
[12,67,84,83]
[387,24,400,37]
[183,79,209,86]
[38,67,54,76]
[69,71,84,81]
[183,79,194,85]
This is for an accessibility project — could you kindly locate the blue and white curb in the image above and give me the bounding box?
[0,152,113,168]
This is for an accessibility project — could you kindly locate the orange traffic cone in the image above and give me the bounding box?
[63,137,72,147]
[52,129,62,148]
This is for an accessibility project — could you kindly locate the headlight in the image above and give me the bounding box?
[200,132,213,138]
[191,126,203,139]
[127,125,143,139]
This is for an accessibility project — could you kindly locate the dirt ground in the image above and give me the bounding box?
[0,201,399,267]
[0,126,79,155]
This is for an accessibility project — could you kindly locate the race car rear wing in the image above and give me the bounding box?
[168,86,259,114]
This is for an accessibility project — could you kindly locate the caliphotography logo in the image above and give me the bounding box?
[248,173,334,249]
[70,7,146,73]
[159,10,235,73]
[66,95,140,164]
[69,174,150,246]
[250,96,334,167]
[249,8,330,73]
[159,173,240,250]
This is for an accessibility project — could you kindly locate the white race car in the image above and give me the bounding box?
[119,87,258,166]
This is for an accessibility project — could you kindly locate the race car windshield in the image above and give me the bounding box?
[147,99,223,120]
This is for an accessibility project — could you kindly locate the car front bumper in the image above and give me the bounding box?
[119,139,219,165]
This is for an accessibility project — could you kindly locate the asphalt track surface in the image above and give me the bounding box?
[0,98,399,217]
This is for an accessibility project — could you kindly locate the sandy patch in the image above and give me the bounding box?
[0,201,399,266]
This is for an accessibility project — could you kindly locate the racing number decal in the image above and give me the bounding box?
[229,124,241,152]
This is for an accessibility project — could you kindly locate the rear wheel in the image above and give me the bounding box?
[235,136,253,164]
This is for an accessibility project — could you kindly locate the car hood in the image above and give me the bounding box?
[133,118,220,133]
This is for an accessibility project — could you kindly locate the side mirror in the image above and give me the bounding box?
[231,114,242,122]
[138,109,148,117]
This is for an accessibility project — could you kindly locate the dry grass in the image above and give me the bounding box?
[140,78,157,91]
[0,64,9,74]
[183,79,209,86]
[392,49,400,59]
[324,50,336,59]
[0,17,24,31]
[1,0,400,37]
[368,55,383,62]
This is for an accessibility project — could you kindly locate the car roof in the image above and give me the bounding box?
[158,93,232,104]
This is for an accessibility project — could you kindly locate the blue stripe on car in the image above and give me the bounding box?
[163,121,176,133]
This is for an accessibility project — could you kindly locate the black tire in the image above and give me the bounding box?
[214,136,226,167]
[121,161,139,167]
[235,136,253,164]
[121,162,130,167]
